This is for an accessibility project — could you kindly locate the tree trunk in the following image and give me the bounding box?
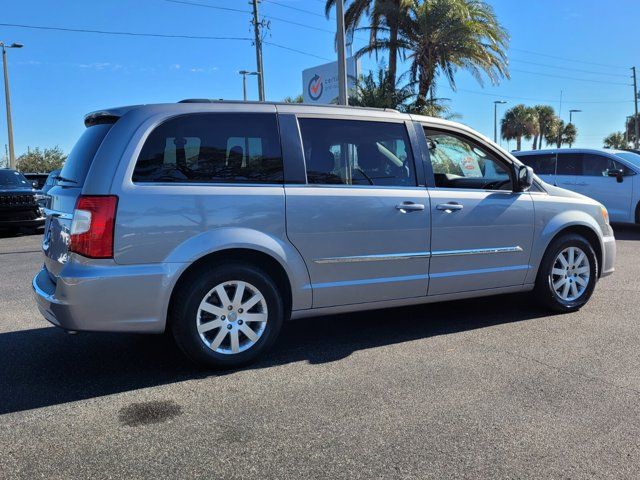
[388,24,398,89]
[532,135,538,150]
[516,135,522,151]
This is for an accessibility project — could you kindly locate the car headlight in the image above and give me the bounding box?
[600,205,610,225]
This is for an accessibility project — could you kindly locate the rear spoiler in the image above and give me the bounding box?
[84,105,142,127]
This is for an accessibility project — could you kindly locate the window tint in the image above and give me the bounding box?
[425,130,512,190]
[133,113,283,184]
[556,153,582,175]
[518,154,556,175]
[59,123,113,185]
[581,154,631,177]
[0,170,30,187]
[297,118,416,187]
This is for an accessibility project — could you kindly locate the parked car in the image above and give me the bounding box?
[23,172,49,190]
[513,148,640,224]
[33,101,616,368]
[41,169,62,195]
[0,168,46,233]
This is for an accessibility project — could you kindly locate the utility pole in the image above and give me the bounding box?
[336,0,348,106]
[251,0,265,102]
[633,67,639,149]
[1,42,22,169]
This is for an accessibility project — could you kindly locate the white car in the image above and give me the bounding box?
[514,148,640,224]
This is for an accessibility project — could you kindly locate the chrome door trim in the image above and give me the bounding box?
[314,252,431,264]
[431,246,523,257]
[314,246,523,264]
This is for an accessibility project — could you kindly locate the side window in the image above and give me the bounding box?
[424,129,513,190]
[556,153,582,175]
[133,113,283,184]
[297,118,416,187]
[582,154,619,177]
[518,154,556,175]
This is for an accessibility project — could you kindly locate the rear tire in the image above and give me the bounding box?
[534,234,598,313]
[170,262,284,369]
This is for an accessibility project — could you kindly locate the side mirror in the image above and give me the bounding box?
[607,169,624,183]
[518,165,534,190]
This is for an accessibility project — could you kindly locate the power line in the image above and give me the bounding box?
[452,87,633,105]
[0,22,252,41]
[164,0,337,35]
[510,58,630,79]
[510,68,632,86]
[0,22,331,61]
[263,0,329,19]
[511,47,628,70]
[264,41,331,61]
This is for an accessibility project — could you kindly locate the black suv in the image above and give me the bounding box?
[0,169,45,232]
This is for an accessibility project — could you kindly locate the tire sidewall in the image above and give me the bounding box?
[171,263,284,368]
[538,235,598,312]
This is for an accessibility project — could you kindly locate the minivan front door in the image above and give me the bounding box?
[423,128,534,295]
[285,117,431,308]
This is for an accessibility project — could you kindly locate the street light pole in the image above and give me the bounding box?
[1,42,22,170]
[493,100,507,143]
[569,109,581,148]
[336,0,348,106]
[633,67,639,149]
[239,70,259,101]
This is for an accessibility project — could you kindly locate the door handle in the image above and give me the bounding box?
[395,202,425,213]
[436,202,463,212]
[560,182,575,186]
[575,182,588,186]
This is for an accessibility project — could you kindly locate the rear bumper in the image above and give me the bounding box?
[33,260,184,333]
[0,216,45,229]
[601,234,616,278]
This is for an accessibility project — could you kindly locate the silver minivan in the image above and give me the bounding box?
[33,101,616,368]
[514,148,640,224]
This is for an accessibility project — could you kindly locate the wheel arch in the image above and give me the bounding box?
[167,248,295,331]
[527,210,605,284]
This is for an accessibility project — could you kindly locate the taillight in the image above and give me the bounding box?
[70,195,118,259]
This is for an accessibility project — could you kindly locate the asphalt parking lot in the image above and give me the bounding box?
[1,228,640,479]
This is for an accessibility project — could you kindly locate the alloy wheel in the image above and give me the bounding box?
[550,246,591,302]
[196,280,268,354]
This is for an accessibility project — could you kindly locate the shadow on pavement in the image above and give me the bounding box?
[0,293,549,415]
[612,224,640,241]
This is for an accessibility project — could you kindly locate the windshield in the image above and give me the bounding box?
[0,170,31,188]
[615,151,640,169]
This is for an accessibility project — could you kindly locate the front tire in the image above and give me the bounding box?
[534,234,598,312]
[170,262,284,369]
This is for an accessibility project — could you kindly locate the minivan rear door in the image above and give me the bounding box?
[42,122,114,277]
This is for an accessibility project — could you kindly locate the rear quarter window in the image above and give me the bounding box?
[518,154,556,175]
[133,113,283,184]
[59,123,113,185]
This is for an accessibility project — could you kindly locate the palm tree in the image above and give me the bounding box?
[533,105,556,149]
[501,104,536,151]
[357,0,509,107]
[283,94,304,103]
[545,119,577,148]
[325,0,411,92]
[349,66,414,109]
[603,132,628,149]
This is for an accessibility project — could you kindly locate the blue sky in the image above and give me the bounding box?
[1,0,638,155]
